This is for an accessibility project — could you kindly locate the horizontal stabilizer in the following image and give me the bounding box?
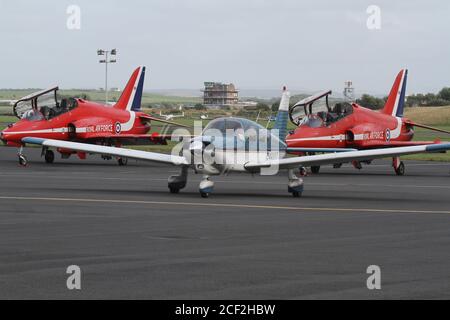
[406,121,450,135]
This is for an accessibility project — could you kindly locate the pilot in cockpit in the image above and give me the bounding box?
[55,99,68,116]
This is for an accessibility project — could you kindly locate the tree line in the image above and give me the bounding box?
[357,87,450,110]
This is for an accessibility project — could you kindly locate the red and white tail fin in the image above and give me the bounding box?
[382,69,408,117]
[114,66,146,111]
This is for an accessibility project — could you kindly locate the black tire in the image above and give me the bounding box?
[292,191,302,198]
[311,166,321,174]
[169,187,180,194]
[395,161,405,176]
[200,192,210,198]
[118,158,128,166]
[44,150,55,164]
[18,155,27,166]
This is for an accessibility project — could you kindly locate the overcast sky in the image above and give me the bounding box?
[0,0,448,95]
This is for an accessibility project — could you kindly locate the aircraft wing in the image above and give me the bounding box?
[84,133,196,146]
[22,137,189,166]
[245,143,450,171]
[355,140,444,148]
[86,133,171,144]
[286,147,357,153]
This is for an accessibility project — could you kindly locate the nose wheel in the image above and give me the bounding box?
[18,154,27,166]
[199,175,214,198]
[288,169,304,198]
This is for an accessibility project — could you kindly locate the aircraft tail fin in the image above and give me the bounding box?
[114,66,146,111]
[382,69,408,117]
[273,86,290,146]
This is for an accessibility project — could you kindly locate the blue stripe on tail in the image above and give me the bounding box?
[131,67,146,111]
[396,69,408,118]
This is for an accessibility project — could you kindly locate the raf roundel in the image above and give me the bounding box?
[385,128,391,142]
[115,122,122,134]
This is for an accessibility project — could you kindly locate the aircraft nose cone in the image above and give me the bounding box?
[0,130,6,143]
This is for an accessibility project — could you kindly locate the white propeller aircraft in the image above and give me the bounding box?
[23,87,450,198]
[159,110,185,121]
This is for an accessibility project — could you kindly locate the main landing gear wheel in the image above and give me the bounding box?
[44,150,55,164]
[200,192,210,198]
[292,191,302,198]
[117,157,128,166]
[169,187,180,194]
[18,154,27,166]
[395,161,405,176]
[311,166,321,174]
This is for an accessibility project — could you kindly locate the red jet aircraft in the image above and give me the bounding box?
[286,69,450,175]
[1,66,184,166]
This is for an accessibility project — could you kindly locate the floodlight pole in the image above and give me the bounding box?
[98,49,117,104]
[105,51,109,104]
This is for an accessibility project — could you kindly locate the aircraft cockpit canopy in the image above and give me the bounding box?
[13,86,78,121]
[289,90,353,128]
[204,118,265,135]
[203,117,284,150]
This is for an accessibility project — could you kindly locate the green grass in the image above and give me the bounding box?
[412,126,450,142]
[0,89,201,106]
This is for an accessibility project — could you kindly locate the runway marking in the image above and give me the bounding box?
[1,172,449,189]
[1,196,450,215]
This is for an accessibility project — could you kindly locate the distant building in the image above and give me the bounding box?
[203,82,239,107]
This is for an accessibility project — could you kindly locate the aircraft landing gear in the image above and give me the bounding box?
[199,175,214,198]
[168,166,189,194]
[44,150,55,164]
[18,146,27,166]
[352,161,363,170]
[333,163,343,169]
[299,166,308,177]
[311,166,321,174]
[18,154,27,166]
[117,157,128,166]
[288,169,304,198]
[393,157,405,176]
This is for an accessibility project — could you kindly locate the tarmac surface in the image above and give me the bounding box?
[0,147,449,299]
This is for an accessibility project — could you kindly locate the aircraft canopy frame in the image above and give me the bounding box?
[13,86,59,119]
[289,90,332,126]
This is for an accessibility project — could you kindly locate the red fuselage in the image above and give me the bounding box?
[286,104,415,150]
[1,99,150,147]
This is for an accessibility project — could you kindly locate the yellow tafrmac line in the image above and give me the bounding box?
[0,196,449,215]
